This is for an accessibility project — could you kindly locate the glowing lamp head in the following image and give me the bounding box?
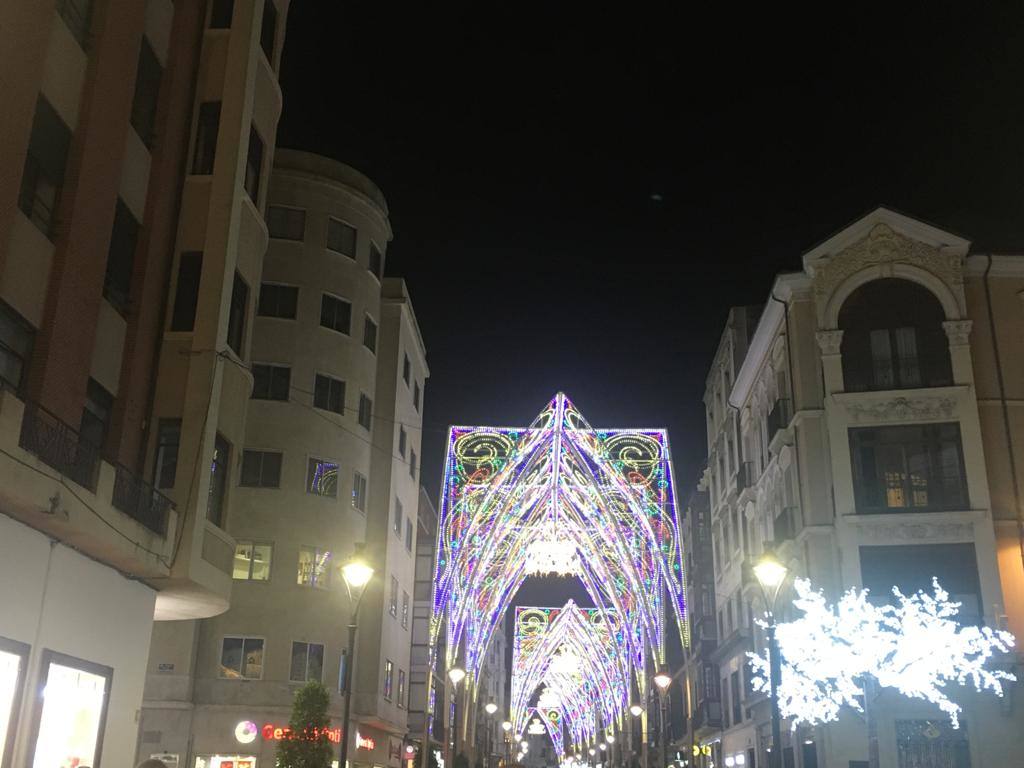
[521,740,529,750]
[606,734,615,744]
[588,749,596,756]
[342,545,374,605]
[629,703,643,717]
[406,746,416,755]
[448,666,466,686]
[486,700,498,715]
[599,743,607,752]
[502,720,513,732]
[753,553,788,590]
[653,667,672,691]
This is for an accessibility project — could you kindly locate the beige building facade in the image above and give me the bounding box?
[0,1,288,766]
[140,151,429,768]
[699,208,1024,768]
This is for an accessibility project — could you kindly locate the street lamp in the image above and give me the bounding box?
[339,546,375,768]
[629,703,644,717]
[448,666,466,768]
[753,551,789,768]
[484,700,498,768]
[653,667,672,768]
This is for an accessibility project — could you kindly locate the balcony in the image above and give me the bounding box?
[112,465,173,535]
[767,398,792,439]
[692,699,723,734]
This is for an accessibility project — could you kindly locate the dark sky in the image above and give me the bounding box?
[278,4,1024,509]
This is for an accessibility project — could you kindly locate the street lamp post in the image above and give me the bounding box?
[448,666,467,768]
[653,668,672,768]
[339,547,375,768]
[629,702,643,768]
[485,700,498,768]
[502,719,512,766]
[752,552,789,768]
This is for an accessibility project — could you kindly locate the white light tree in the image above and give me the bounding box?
[747,578,1016,730]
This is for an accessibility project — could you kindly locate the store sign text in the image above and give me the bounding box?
[262,723,341,743]
[357,732,376,750]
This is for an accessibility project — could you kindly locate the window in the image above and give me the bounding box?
[730,670,741,724]
[192,102,221,175]
[413,381,421,412]
[267,206,305,240]
[233,541,272,581]
[227,271,248,355]
[384,659,394,699]
[19,98,71,238]
[102,199,139,313]
[313,374,345,414]
[401,591,409,629]
[245,125,263,201]
[369,243,383,279]
[327,218,357,256]
[290,641,324,683]
[363,316,377,353]
[257,283,298,319]
[154,419,181,489]
[207,433,230,527]
[56,0,93,48]
[398,669,406,708]
[28,652,111,768]
[130,38,162,148]
[850,423,968,513]
[405,519,413,552]
[398,427,407,457]
[79,378,112,450]
[839,279,952,392]
[306,457,338,497]
[0,637,29,768]
[220,637,264,679]
[252,363,290,401]
[403,354,410,384]
[358,393,372,430]
[209,0,233,27]
[320,294,351,334]
[0,301,34,393]
[260,0,278,62]
[390,575,399,616]
[410,449,417,480]
[240,449,282,488]
[170,252,202,331]
[297,545,332,588]
[352,472,368,513]
[393,498,403,536]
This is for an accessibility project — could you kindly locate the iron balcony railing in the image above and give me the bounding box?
[112,465,173,535]
[19,399,100,491]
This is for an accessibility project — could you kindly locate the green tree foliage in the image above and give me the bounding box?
[276,681,335,768]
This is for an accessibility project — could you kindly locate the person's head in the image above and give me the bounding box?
[136,760,168,768]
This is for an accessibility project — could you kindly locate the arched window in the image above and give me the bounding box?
[838,279,952,391]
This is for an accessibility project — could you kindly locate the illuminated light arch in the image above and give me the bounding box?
[427,394,686,743]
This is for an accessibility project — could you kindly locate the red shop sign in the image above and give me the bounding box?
[262,723,342,743]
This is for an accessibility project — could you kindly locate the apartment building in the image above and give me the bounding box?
[0,1,287,766]
[140,151,429,768]
[700,208,1024,768]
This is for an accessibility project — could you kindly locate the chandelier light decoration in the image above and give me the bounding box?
[429,393,688,706]
[747,578,1016,728]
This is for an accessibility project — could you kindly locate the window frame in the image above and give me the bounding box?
[153,418,181,490]
[169,251,203,331]
[319,293,352,336]
[219,636,265,680]
[362,315,378,354]
[390,575,399,617]
[130,36,162,149]
[191,101,221,175]
[326,217,357,258]
[306,456,339,498]
[383,659,394,700]
[0,636,30,768]
[289,640,325,684]
[251,362,291,402]
[352,471,368,513]
[233,540,273,582]
[239,448,282,489]
[244,124,264,202]
[266,205,306,241]
[257,282,298,320]
[368,241,383,280]
[297,545,333,589]
[358,393,373,430]
[313,372,345,415]
[226,271,249,356]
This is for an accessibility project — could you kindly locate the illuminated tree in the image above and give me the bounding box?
[747,578,1016,729]
[276,681,334,768]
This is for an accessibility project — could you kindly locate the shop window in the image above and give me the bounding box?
[399,426,407,457]
[207,433,230,527]
[403,354,410,384]
[358,393,372,430]
[244,125,263,202]
[252,363,290,401]
[0,301,34,393]
[398,669,406,708]
[103,198,140,314]
[320,294,351,335]
[192,102,221,175]
[384,659,394,699]
[327,218,356,256]
[363,316,377,353]
[267,205,305,240]
[130,38,162,149]
[0,637,29,768]
[402,591,409,629]
[839,279,952,392]
[219,637,264,679]
[369,243,383,279]
[233,541,272,581]
[29,651,111,767]
[297,546,332,589]
[352,472,368,512]
[850,423,968,513]
[393,497,403,536]
[290,641,324,683]
[240,449,281,488]
[390,575,398,617]
[154,419,181,489]
[260,0,277,62]
[313,374,345,414]
[56,0,93,49]
[306,458,338,497]
[227,272,248,356]
[170,251,202,331]
[257,283,298,319]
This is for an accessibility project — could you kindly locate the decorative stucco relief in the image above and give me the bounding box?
[856,521,973,543]
[845,395,957,423]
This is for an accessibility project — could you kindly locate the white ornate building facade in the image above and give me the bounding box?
[699,208,1024,768]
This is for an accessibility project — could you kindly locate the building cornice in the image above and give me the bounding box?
[964,253,1024,278]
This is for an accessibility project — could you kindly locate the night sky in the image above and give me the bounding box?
[277,5,1024,614]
